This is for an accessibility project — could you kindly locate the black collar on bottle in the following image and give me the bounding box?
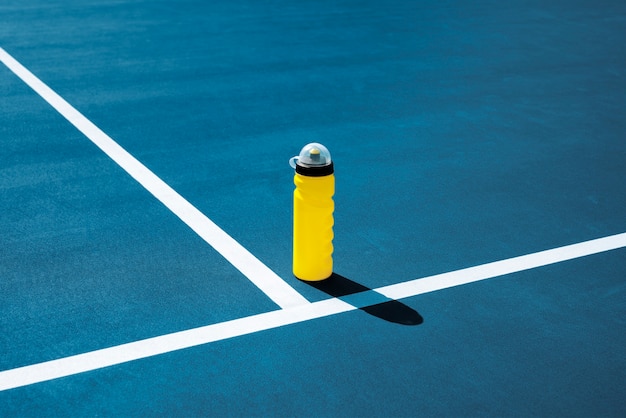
[295,162,334,177]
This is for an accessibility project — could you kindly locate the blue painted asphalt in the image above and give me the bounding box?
[1,0,625,416]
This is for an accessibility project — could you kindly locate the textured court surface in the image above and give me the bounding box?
[1,0,625,416]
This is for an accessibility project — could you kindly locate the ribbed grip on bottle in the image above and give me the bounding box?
[293,173,335,281]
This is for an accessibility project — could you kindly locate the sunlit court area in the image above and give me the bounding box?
[1,0,625,416]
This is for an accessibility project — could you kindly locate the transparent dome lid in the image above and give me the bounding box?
[289,143,332,169]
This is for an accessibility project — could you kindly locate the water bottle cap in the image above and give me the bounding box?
[289,143,332,168]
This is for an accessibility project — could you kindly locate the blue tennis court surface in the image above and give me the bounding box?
[2,0,625,416]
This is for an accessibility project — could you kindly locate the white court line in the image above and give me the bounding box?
[0,47,309,310]
[376,231,626,300]
[1,232,625,391]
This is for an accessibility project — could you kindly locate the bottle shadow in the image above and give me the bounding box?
[305,273,423,326]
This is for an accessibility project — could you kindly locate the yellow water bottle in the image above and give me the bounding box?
[289,143,335,281]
